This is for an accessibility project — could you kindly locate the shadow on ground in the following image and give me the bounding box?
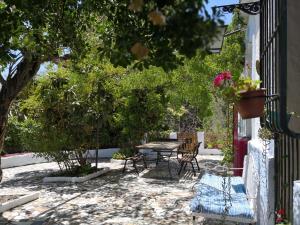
[0,157,228,225]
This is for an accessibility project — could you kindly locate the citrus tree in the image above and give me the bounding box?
[0,0,221,181]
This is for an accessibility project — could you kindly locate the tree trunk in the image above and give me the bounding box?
[0,54,41,182]
[0,92,10,182]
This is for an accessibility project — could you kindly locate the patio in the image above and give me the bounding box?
[0,155,236,225]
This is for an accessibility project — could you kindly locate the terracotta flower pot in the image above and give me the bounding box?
[236,88,266,119]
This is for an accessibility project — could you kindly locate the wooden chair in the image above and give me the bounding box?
[122,149,147,175]
[178,142,201,176]
[177,132,198,154]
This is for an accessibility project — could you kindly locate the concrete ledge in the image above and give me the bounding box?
[43,167,110,183]
[198,149,223,155]
[87,148,120,159]
[1,153,48,168]
[110,159,129,165]
[0,193,40,213]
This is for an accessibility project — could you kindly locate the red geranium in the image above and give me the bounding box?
[277,209,285,216]
[276,217,283,223]
[213,71,232,87]
[213,73,225,87]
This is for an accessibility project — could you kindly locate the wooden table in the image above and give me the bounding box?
[136,141,183,178]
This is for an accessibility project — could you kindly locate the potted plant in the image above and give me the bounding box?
[213,72,266,119]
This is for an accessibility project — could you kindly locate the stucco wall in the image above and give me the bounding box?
[248,139,275,225]
[243,14,275,225]
[294,181,300,225]
[1,153,49,168]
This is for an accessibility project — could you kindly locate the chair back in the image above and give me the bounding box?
[177,132,197,153]
[192,142,201,157]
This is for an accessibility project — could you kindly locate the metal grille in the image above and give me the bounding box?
[260,0,300,221]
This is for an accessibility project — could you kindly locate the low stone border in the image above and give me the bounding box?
[86,148,120,159]
[110,159,128,165]
[43,167,110,183]
[0,193,40,213]
[1,153,49,168]
[198,149,223,155]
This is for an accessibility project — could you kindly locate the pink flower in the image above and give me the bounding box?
[222,71,232,80]
[213,74,224,87]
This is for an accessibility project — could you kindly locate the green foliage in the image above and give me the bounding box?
[51,164,97,177]
[236,76,261,92]
[169,52,215,130]
[112,148,134,160]
[3,116,26,154]
[119,86,168,146]
[0,0,221,71]
[203,13,246,164]
[9,57,170,170]
[17,62,124,171]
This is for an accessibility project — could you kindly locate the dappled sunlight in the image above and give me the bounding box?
[0,156,233,224]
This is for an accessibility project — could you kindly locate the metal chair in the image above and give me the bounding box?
[122,149,147,175]
[178,142,201,176]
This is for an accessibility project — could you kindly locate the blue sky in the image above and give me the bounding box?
[206,0,239,24]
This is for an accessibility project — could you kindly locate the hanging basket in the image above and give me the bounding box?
[236,88,266,119]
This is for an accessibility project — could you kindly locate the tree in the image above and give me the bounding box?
[17,64,122,172]
[0,0,221,181]
[118,66,170,145]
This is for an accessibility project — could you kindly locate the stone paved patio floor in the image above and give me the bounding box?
[0,155,236,225]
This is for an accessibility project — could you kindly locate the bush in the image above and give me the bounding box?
[112,148,135,160]
[3,116,27,154]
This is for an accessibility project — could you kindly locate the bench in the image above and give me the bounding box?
[190,155,258,224]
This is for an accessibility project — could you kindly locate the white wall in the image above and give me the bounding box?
[1,153,49,168]
[248,140,275,225]
[87,148,120,159]
[242,13,275,225]
[294,181,300,225]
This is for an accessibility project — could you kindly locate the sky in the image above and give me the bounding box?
[206,0,239,24]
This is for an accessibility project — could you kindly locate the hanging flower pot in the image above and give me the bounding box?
[236,88,266,119]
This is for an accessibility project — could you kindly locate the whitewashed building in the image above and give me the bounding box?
[238,0,300,224]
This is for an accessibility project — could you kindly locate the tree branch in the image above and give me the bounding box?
[45,54,71,64]
[0,74,6,87]
[7,54,23,80]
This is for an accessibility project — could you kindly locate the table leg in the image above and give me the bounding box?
[156,152,160,165]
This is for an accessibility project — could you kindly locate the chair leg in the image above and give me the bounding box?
[133,160,139,175]
[156,152,160,165]
[184,162,187,170]
[178,162,184,175]
[194,157,200,171]
[190,162,196,176]
[142,155,147,169]
[122,159,128,173]
[167,159,172,178]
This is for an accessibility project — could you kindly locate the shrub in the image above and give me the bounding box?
[112,148,135,160]
[3,116,26,154]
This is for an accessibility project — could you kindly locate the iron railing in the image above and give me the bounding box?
[260,0,300,221]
